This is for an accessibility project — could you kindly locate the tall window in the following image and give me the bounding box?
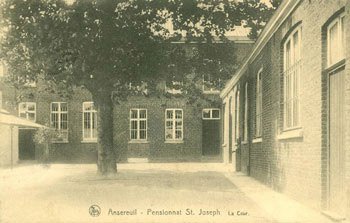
[203,74,220,94]
[0,61,5,77]
[51,102,68,142]
[327,13,345,67]
[130,109,147,141]
[0,91,3,109]
[255,69,263,137]
[283,26,301,129]
[18,102,36,122]
[235,86,240,142]
[243,83,248,142]
[165,109,183,141]
[83,102,97,141]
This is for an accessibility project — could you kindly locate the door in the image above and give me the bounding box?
[19,128,36,160]
[329,67,345,215]
[202,109,221,156]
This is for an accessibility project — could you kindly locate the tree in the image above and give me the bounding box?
[0,0,277,175]
[237,0,282,39]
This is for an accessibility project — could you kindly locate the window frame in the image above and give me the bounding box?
[165,108,184,141]
[255,68,263,138]
[202,74,221,94]
[283,25,302,130]
[202,108,221,120]
[327,12,345,67]
[82,102,98,142]
[18,102,36,122]
[50,102,69,142]
[243,82,249,143]
[129,108,148,141]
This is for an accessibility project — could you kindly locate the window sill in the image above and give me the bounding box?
[242,140,248,145]
[81,140,97,143]
[252,138,262,143]
[128,140,149,144]
[277,128,303,140]
[165,140,184,144]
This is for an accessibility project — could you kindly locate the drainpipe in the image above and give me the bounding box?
[10,125,13,169]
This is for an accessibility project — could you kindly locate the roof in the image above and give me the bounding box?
[0,109,46,128]
[220,0,301,98]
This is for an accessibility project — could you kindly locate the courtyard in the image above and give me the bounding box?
[0,163,333,223]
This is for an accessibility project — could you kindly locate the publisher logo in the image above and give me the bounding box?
[89,205,101,217]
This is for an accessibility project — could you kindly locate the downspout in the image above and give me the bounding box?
[10,125,13,169]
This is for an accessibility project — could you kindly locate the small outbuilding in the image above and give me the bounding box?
[0,109,45,167]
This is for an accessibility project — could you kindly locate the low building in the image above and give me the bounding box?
[221,0,350,219]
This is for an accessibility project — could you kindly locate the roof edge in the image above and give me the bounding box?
[220,0,301,98]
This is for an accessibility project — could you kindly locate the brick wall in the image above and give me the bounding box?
[232,0,350,213]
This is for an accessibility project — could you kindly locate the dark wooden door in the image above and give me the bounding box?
[329,67,345,214]
[202,120,221,156]
[19,129,36,160]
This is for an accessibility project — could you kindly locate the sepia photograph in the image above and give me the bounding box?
[0,0,349,222]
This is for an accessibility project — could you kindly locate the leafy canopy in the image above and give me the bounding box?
[0,0,279,99]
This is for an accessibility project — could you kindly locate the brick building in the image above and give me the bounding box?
[0,33,253,164]
[221,0,350,219]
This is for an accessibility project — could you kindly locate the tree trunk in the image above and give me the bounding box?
[94,90,117,175]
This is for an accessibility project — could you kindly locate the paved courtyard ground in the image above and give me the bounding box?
[0,163,333,223]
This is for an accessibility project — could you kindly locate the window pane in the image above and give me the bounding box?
[202,109,210,119]
[329,22,339,65]
[130,110,138,119]
[175,121,182,129]
[28,113,35,121]
[166,110,173,119]
[20,113,26,119]
[131,120,137,130]
[212,110,220,119]
[285,41,291,68]
[165,129,173,139]
[60,103,68,112]
[51,103,58,112]
[27,103,35,111]
[139,130,146,139]
[293,31,300,62]
[131,130,137,139]
[166,121,173,129]
[175,110,182,119]
[139,120,146,130]
[175,130,182,139]
[139,109,146,119]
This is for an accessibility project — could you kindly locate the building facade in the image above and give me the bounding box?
[221,0,350,219]
[0,35,253,164]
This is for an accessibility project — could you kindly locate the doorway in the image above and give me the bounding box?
[202,109,221,156]
[328,66,346,215]
[18,128,36,160]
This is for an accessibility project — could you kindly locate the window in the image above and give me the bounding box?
[0,91,2,109]
[165,81,183,94]
[203,74,220,94]
[202,108,220,120]
[83,102,97,141]
[0,61,5,77]
[255,69,263,137]
[327,13,345,67]
[243,83,248,142]
[51,102,68,142]
[283,26,301,129]
[130,109,147,141]
[165,109,183,141]
[18,102,36,122]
